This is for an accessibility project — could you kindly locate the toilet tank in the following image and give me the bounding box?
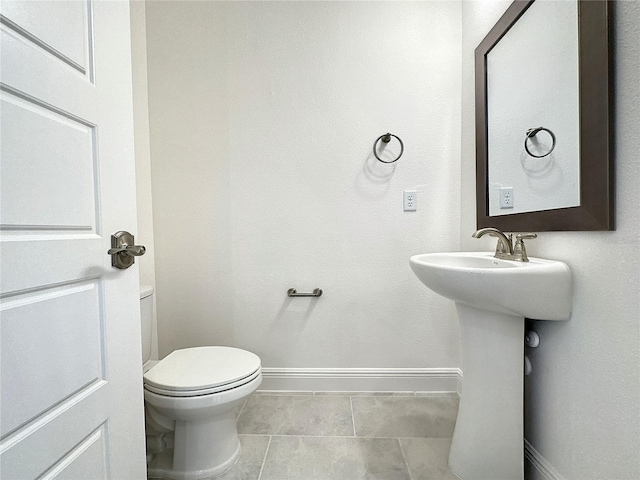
[140,285,154,365]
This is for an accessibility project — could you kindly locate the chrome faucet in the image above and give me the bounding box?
[472,228,537,262]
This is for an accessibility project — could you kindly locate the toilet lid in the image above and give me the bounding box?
[143,346,261,394]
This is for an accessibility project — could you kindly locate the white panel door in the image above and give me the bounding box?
[0,1,146,478]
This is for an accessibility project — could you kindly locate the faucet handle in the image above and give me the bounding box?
[513,233,537,262]
[516,233,537,241]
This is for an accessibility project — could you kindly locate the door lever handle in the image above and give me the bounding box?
[107,245,146,256]
[109,231,146,269]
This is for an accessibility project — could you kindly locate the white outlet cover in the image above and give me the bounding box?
[404,190,417,211]
[500,187,514,209]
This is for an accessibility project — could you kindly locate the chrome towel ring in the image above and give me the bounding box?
[524,127,556,158]
[373,133,404,163]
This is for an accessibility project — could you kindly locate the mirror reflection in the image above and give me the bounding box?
[487,0,580,216]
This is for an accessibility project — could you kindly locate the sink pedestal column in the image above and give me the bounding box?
[449,303,524,480]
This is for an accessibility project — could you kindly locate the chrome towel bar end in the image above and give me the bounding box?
[287,288,323,297]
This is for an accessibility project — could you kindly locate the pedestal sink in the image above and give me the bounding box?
[410,252,571,480]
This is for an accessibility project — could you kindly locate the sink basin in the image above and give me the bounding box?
[410,252,572,479]
[410,252,572,320]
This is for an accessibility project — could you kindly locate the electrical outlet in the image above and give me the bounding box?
[500,187,514,209]
[403,190,417,211]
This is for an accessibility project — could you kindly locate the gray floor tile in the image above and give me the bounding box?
[260,436,411,480]
[254,390,315,396]
[216,435,271,480]
[351,396,459,438]
[315,391,416,397]
[400,437,458,480]
[237,395,354,436]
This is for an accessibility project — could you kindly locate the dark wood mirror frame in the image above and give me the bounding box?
[475,0,613,231]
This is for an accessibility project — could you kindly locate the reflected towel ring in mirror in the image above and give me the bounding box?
[524,127,556,158]
[373,133,404,163]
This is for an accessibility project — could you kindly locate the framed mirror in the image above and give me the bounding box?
[475,0,613,231]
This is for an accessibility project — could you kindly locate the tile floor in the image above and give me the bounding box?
[217,392,460,480]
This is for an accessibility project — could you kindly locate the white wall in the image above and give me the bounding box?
[144,1,463,385]
[462,1,640,478]
[130,1,159,364]
[130,1,156,290]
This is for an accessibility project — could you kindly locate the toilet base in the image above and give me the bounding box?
[146,406,243,480]
[147,441,241,480]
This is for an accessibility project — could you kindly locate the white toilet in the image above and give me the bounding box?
[140,286,262,479]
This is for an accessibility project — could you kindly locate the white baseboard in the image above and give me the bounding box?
[524,439,566,480]
[259,367,461,393]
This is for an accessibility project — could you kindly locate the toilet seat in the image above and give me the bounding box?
[145,368,260,397]
[143,346,261,398]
